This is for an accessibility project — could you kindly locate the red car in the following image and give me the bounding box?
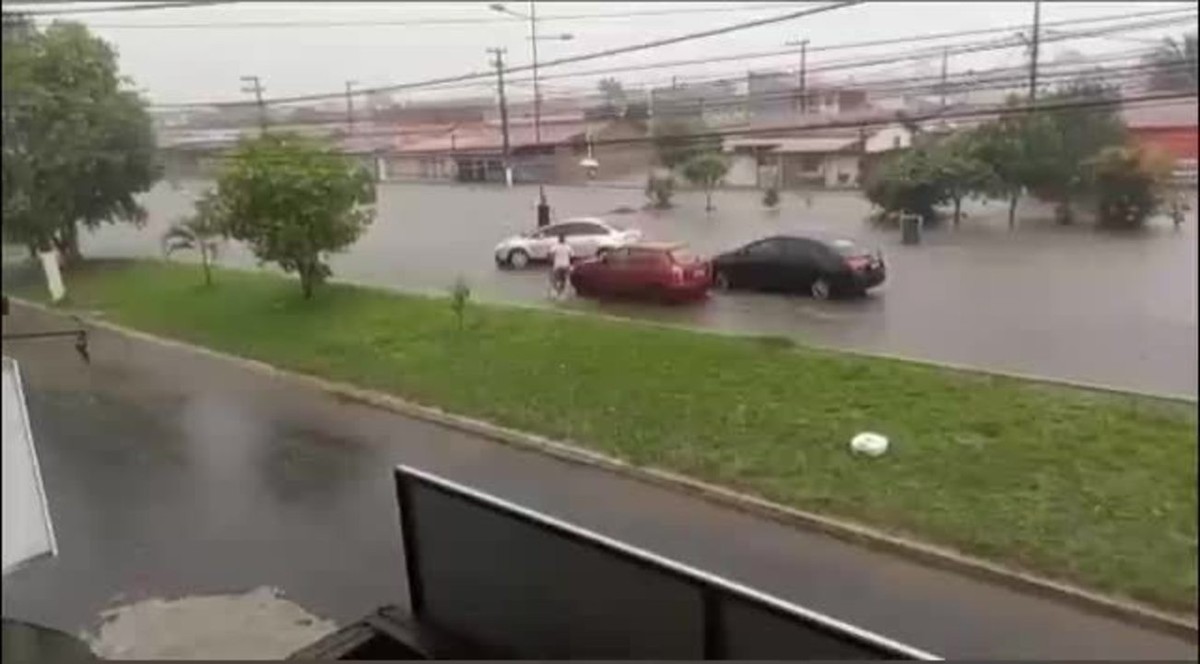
[570,243,711,303]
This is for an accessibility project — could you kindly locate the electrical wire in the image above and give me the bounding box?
[146,1,863,109]
[4,1,236,17]
[80,3,818,28]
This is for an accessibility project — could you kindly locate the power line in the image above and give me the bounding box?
[147,1,862,109]
[6,1,235,17]
[146,6,1191,111]
[80,3,816,28]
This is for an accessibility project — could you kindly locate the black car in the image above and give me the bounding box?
[711,234,885,299]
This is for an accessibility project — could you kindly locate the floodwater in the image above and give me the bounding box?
[77,181,1199,396]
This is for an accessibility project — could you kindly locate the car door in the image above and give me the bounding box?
[593,247,632,295]
[529,224,564,260]
[781,239,821,293]
[737,238,785,290]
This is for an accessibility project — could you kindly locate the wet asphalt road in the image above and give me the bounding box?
[1,304,1196,659]
[81,181,1198,397]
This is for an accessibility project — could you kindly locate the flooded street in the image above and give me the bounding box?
[80,181,1199,396]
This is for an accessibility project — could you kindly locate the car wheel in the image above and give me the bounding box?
[811,277,832,301]
[595,247,611,260]
[508,249,530,269]
[713,270,732,290]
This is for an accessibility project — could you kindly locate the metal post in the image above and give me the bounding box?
[345,80,357,133]
[240,75,267,135]
[529,0,540,144]
[1028,0,1041,102]
[939,48,948,110]
[799,39,808,114]
[488,47,512,187]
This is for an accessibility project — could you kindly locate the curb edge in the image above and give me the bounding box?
[9,297,1197,643]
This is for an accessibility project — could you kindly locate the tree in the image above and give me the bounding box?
[929,133,996,227]
[651,118,720,170]
[162,190,225,287]
[597,77,627,119]
[681,153,729,212]
[1026,81,1126,224]
[1144,32,1197,92]
[862,147,947,224]
[1090,145,1173,229]
[1,20,160,262]
[970,104,1056,230]
[217,133,376,299]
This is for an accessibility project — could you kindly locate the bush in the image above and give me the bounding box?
[762,187,780,208]
[1090,146,1173,229]
[645,172,675,209]
[450,277,471,331]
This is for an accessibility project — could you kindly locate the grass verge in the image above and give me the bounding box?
[13,259,1197,613]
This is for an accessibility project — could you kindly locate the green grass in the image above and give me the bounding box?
[17,259,1198,613]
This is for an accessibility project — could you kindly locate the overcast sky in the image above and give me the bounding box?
[4,1,1193,109]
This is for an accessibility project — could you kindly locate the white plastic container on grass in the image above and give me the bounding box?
[850,432,889,457]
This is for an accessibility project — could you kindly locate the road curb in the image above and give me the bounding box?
[9,297,1197,643]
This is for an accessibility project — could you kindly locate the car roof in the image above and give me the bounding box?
[558,217,613,227]
[625,242,685,252]
[758,233,865,248]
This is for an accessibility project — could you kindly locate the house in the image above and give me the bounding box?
[1122,99,1198,183]
[723,120,914,189]
[382,116,651,185]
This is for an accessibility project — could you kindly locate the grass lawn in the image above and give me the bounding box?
[12,259,1198,613]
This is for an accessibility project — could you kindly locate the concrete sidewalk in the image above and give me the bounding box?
[1,304,1195,659]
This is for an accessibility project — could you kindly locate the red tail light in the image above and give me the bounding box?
[845,256,871,271]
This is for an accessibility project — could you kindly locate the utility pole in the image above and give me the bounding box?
[1028,0,1041,102]
[939,47,948,110]
[240,75,267,135]
[529,0,540,144]
[344,80,357,134]
[785,38,809,114]
[487,47,512,187]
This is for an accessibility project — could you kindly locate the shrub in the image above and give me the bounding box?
[645,172,675,209]
[762,187,780,208]
[1090,145,1173,229]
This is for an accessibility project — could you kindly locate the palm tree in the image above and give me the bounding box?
[1146,32,1197,92]
[162,190,224,286]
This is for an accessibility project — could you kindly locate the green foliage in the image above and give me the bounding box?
[2,20,160,260]
[1090,145,1173,229]
[41,258,1200,612]
[1027,82,1127,224]
[863,148,946,223]
[644,172,675,209]
[596,77,627,119]
[762,186,780,208]
[1144,32,1197,92]
[651,118,720,170]
[162,190,226,286]
[216,133,376,299]
[929,132,997,227]
[970,106,1056,229]
[681,153,729,212]
[450,276,471,331]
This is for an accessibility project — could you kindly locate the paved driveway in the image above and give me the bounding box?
[78,181,1198,396]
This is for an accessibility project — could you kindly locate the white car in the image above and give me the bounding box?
[494,218,642,269]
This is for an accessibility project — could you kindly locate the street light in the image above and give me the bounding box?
[488,1,573,144]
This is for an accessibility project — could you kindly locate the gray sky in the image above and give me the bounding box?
[4,1,1194,108]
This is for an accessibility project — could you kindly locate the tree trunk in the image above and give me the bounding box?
[201,247,212,287]
[953,196,962,228]
[1007,192,1020,230]
[54,223,82,266]
[1057,198,1073,226]
[705,188,713,212]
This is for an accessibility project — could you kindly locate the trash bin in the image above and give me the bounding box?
[901,213,921,245]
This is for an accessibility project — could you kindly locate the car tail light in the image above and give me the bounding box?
[670,265,684,283]
[845,256,872,271]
